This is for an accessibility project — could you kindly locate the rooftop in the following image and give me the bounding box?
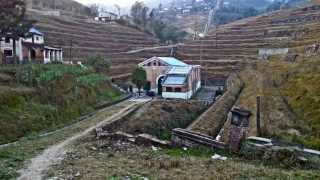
[163,75,187,85]
[168,66,192,75]
[29,27,43,36]
[158,57,188,67]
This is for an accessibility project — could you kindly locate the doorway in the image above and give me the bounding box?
[30,49,36,61]
[157,76,165,95]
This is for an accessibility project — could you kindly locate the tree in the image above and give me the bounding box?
[85,54,111,73]
[89,3,100,17]
[132,66,147,96]
[150,18,187,43]
[131,1,149,27]
[114,4,121,17]
[0,0,34,64]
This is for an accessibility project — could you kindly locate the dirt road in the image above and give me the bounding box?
[17,100,146,180]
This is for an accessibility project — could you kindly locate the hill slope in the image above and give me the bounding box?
[176,5,320,80]
[25,11,168,80]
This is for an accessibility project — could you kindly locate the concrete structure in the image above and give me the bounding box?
[0,28,63,64]
[139,57,201,100]
[94,12,118,22]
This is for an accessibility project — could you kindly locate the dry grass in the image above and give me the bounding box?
[46,135,320,180]
[223,55,320,149]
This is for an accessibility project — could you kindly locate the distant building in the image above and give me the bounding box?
[139,57,201,100]
[0,27,63,64]
[94,12,118,22]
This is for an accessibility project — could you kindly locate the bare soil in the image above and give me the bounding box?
[16,101,143,180]
[45,134,320,180]
[102,100,207,138]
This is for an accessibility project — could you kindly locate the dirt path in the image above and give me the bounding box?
[17,100,145,180]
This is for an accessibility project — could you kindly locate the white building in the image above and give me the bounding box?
[0,28,63,64]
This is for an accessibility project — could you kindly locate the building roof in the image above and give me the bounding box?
[29,27,43,36]
[163,75,187,85]
[167,66,192,75]
[158,57,188,66]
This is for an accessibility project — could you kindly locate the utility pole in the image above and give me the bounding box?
[204,0,223,35]
[69,38,73,62]
[256,96,261,136]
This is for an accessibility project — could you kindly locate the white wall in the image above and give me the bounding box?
[163,90,193,100]
[0,38,23,61]
[23,34,44,45]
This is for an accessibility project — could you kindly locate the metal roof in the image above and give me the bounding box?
[29,27,43,35]
[168,66,192,75]
[163,75,187,85]
[158,57,188,66]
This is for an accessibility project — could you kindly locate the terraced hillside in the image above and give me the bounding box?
[27,14,159,60]
[25,12,173,80]
[176,5,320,80]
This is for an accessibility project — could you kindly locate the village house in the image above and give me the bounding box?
[0,27,63,64]
[139,57,201,100]
[94,12,118,22]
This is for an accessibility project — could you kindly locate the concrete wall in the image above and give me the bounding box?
[163,90,193,100]
[259,48,289,59]
[188,74,244,137]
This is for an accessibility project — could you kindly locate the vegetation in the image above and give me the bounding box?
[130,1,187,43]
[115,100,206,140]
[84,54,111,74]
[150,18,187,43]
[131,66,147,95]
[131,1,149,27]
[236,56,320,150]
[0,64,122,144]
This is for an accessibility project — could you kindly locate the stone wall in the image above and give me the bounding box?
[187,73,244,138]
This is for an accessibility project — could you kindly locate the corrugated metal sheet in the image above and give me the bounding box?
[163,75,187,85]
[158,57,188,66]
[168,66,192,75]
[29,27,43,35]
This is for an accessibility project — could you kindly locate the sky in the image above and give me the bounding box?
[74,0,142,7]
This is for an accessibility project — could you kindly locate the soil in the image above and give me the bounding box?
[45,133,320,180]
[102,100,207,138]
[17,101,144,180]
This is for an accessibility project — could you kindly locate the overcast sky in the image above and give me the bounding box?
[74,0,142,7]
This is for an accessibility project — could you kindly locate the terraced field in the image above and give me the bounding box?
[176,5,320,80]
[25,12,173,81]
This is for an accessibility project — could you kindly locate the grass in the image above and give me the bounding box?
[150,147,216,158]
[45,136,320,180]
[0,64,123,145]
[235,56,320,150]
[0,101,134,180]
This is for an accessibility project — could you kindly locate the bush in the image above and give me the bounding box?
[85,54,111,73]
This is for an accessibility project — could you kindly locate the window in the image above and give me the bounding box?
[36,36,40,41]
[5,38,10,43]
[4,50,13,57]
[166,87,173,92]
[175,87,182,92]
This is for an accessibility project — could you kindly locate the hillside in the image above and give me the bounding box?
[0,65,123,145]
[24,11,171,81]
[176,5,320,80]
[175,4,320,149]
[26,0,91,17]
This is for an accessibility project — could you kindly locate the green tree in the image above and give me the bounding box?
[86,54,111,73]
[132,66,147,96]
[0,0,34,64]
[131,1,149,27]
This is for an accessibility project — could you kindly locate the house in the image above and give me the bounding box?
[0,27,63,64]
[94,12,118,22]
[139,57,201,100]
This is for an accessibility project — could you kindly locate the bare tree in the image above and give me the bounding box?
[89,3,100,17]
[114,4,121,17]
